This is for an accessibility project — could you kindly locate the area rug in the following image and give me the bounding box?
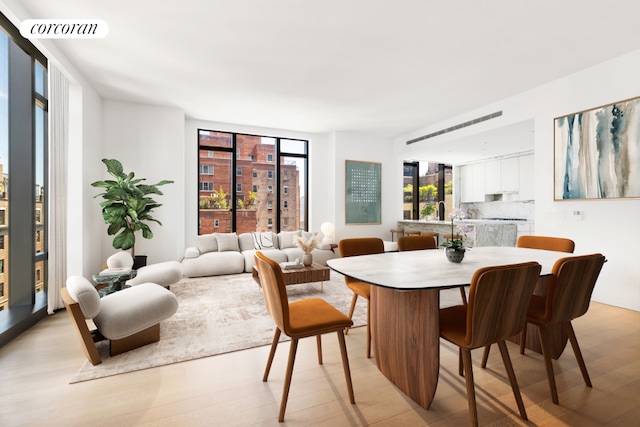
[69,272,368,383]
[70,272,465,383]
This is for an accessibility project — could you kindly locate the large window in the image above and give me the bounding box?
[0,13,49,342]
[197,130,308,235]
[403,161,452,220]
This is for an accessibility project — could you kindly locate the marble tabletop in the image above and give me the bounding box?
[327,246,572,291]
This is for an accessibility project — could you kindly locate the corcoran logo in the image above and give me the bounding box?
[19,19,108,39]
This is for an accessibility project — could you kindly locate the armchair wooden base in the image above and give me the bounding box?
[110,324,160,356]
[62,288,162,365]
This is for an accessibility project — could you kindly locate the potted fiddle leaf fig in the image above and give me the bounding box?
[91,159,174,264]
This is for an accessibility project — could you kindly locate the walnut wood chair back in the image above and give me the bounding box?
[516,235,575,253]
[439,262,542,426]
[397,234,437,251]
[337,237,385,358]
[481,234,576,367]
[254,251,355,422]
[526,253,606,404]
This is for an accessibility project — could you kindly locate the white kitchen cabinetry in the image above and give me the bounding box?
[485,158,519,194]
[484,160,501,194]
[518,155,535,201]
[460,163,485,202]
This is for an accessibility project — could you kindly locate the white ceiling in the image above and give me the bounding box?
[13,0,640,161]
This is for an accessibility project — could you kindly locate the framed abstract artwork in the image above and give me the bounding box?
[554,96,640,200]
[345,160,381,224]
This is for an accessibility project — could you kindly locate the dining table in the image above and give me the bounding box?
[326,246,574,410]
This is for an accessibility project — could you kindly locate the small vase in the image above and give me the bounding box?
[445,247,465,263]
[302,252,313,266]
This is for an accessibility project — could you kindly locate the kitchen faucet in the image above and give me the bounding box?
[437,201,446,221]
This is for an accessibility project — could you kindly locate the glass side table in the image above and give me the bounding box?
[92,269,137,297]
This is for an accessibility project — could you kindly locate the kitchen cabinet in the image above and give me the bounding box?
[485,157,519,194]
[460,163,485,203]
[518,155,535,201]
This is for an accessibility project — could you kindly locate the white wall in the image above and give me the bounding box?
[100,101,185,266]
[332,131,397,242]
[395,49,640,311]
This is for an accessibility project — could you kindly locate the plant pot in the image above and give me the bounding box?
[133,255,148,270]
[302,252,313,266]
[445,247,465,263]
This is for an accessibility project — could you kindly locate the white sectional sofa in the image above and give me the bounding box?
[181,230,337,278]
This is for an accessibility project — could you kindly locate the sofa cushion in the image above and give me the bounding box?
[184,247,200,258]
[301,230,317,241]
[127,261,183,287]
[243,249,288,272]
[106,251,134,270]
[66,276,101,319]
[216,233,240,252]
[95,283,179,340]
[182,251,245,277]
[196,233,218,254]
[278,231,301,249]
[251,232,277,250]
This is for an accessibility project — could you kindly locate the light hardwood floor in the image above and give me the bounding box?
[1,300,639,426]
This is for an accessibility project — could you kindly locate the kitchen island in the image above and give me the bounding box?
[398,219,527,247]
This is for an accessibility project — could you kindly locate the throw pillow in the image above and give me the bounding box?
[278,231,301,249]
[252,232,275,250]
[216,233,240,252]
[195,233,218,254]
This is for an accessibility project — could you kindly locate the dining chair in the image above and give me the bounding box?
[397,234,468,305]
[516,235,575,253]
[397,234,437,251]
[520,253,606,404]
[337,237,385,358]
[481,235,575,366]
[253,251,355,422]
[439,262,542,426]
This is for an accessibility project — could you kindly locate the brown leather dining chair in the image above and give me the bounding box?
[481,235,575,366]
[254,251,355,422]
[439,262,542,426]
[521,253,606,404]
[338,237,385,358]
[397,234,437,251]
[397,234,468,305]
[516,235,575,253]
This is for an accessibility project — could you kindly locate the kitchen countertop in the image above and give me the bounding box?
[400,219,533,224]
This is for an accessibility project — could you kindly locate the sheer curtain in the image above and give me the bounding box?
[47,64,69,314]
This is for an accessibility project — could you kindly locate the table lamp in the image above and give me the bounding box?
[320,222,335,244]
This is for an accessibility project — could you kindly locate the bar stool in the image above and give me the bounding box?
[390,228,404,242]
[443,234,462,241]
[405,230,421,236]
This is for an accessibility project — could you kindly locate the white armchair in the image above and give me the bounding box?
[103,251,183,288]
[62,276,179,365]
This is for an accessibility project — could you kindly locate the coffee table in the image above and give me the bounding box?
[252,262,330,291]
[92,269,137,297]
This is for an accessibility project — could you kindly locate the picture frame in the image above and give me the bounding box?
[345,160,381,224]
[554,95,640,200]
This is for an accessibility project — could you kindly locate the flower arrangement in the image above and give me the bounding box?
[440,208,472,250]
[295,234,319,254]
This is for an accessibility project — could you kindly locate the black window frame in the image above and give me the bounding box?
[197,129,308,234]
[0,12,49,347]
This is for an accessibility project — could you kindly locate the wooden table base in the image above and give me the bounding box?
[370,286,440,410]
